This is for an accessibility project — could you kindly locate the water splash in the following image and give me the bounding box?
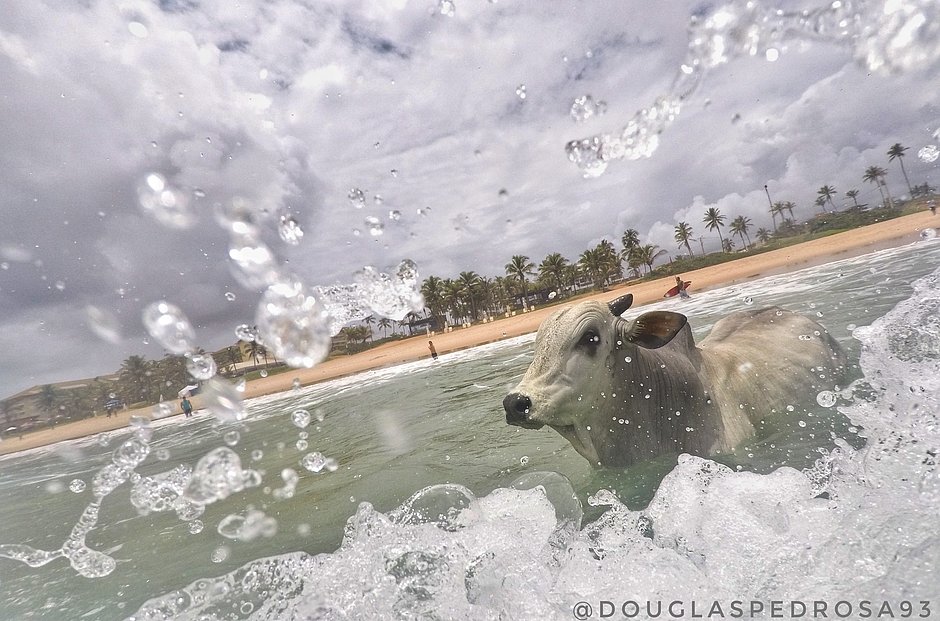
[255,275,332,369]
[566,0,940,176]
[0,429,153,577]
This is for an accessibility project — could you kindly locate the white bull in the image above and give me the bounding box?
[502,294,847,468]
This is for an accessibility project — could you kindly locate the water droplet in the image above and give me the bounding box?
[624,356,632,363]
[570,94,606,122]
[85,305,122,344]
[278,215,304,246]
[347,188,366,208]
[128,21,148,38]
[816,391,837,408]
[295,439,308,451]
[96,434,110,447]
[799,334,812,341]
[202,378,246,423]
[255,276,331,368]
[186,353,217,381]
[228,233,282,289]
[390,169,398,177]
[210,546,230,563]
[301,451,328,473]
[291,409,311,428]
[155,448,171,461]
[743,296,753,305]
[150,401,176,420]
[137,173,194,229]
[223,431,240,446]
[224,292,236,302]
[259,369,268,378]
[69,479,86,493]
[918,145,939,163]
[235,324,258,342]
[388,210,401,221]
[515,84,526,100]
[188,520,204,534]
[193,188,207,199]
[519,456,529,466]
[920,228,937,240]
[765,48,780,61]
[439,0,455,16]
[364,216,384,236]
[142,301,196,355]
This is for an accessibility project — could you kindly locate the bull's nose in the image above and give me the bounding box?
[504,392,542,428]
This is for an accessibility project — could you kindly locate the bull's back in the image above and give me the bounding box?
[697,307,846,426]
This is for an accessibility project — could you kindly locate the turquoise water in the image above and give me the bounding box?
[1,239,939,620]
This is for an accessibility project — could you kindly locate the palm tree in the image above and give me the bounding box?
[443,279,466,323]
[864,165,892,208]
[729,215,753,250]
[770,202,786,231]
[377,318,392,338]
[845,189,863,210]
[814,196,827,213]
[457,271,484,321]
[246,339,265,367]
[578,248,607,289]
[420,276,447,329]
[887,143,913,197]
[817,185,837,211]
[620,228,640,256]
[595,240,622,285]
[38,384,60,422]
[636,244,668,273]
[756,227,771,244]
[362,315,376,342]
[721,238,735,253]
[119,355,152,404]
[702,207,726,249]
[674,221,695,257]
[538,253,570,297]
[225,345,242,373]
[505,255,535,306]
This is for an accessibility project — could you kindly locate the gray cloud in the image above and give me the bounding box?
[0,0,937,398]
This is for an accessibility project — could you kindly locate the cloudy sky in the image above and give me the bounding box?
[0,0,937,399]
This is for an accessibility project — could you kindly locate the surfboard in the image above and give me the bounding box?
[664,281,692,298]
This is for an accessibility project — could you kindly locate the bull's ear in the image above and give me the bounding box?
[625,311,687,349]
[608,294,633,317]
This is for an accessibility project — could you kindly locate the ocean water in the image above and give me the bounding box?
[0,239,939,620]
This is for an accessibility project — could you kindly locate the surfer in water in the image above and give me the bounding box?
[675,276,690,298]
[428,340,439,361]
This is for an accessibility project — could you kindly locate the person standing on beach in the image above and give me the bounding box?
[181,397,193,418]
[428,341,439,361]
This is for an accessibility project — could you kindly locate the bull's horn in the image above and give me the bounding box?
[608,294,634,316]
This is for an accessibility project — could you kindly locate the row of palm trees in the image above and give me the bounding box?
[418,236,681,328]
[414,143,933,329]
[669,142,932,258]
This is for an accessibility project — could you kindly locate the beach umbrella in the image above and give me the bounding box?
[178,384,199,398]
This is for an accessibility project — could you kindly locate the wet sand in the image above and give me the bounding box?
[2,209,935,456]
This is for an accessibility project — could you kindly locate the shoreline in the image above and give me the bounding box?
[2,210,936,456]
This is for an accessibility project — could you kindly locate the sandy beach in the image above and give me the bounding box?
[2,209,935,456]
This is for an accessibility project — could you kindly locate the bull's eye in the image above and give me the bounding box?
[579,330,600,349]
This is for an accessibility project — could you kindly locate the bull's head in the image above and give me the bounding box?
[502,293,687,464]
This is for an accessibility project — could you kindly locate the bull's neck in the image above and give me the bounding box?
[580,327,720,467]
